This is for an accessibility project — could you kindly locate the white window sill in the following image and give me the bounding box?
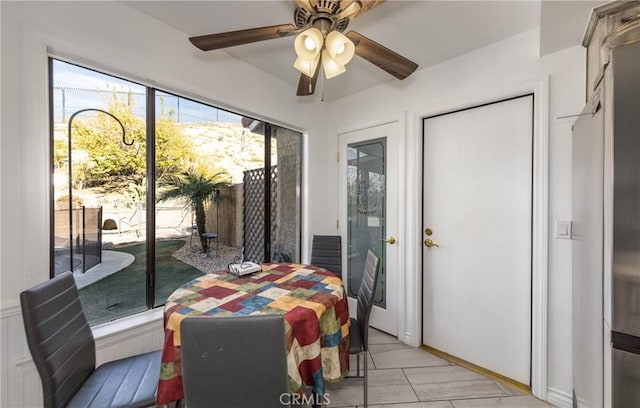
[16,308,164,371]
[92,307,164,341]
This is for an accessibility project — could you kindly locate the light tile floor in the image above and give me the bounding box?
[323,328,552,408]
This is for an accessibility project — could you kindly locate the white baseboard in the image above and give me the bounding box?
[547,387,573,408]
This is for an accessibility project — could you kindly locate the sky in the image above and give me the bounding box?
[52,59,243,125]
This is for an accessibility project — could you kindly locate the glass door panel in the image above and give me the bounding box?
[51,59,147,324]
[153,91,213,306]
[347,138,386,307]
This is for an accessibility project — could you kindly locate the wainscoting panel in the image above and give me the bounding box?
[1,304,164,408]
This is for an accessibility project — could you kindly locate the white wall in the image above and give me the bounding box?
[0,2,331,406]
[327,29,584,406]
[1,2,585,407]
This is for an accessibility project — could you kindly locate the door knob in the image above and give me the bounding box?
[424,239,439,248]
[382,236,397,245]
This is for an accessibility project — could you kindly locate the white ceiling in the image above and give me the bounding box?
[123,0,599,101]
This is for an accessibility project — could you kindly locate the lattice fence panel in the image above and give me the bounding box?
[243,166,278,263]
[243,168,264,262]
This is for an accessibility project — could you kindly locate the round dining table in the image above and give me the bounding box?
[156,262,350,405]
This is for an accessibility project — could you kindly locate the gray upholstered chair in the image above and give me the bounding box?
[347,249,381,408]
[180,314,289,408]
[19,271,161,408]
[310,235,342,275]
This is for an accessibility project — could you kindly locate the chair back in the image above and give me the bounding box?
[356,249,381,351]
[181,314,289,408]
[20,272,96,408]
[310,235,342,275]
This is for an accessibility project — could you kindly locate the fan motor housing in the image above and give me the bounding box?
[294,1,350,33]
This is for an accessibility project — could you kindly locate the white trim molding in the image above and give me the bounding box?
[531,77,550,400]
[402,110,422,348]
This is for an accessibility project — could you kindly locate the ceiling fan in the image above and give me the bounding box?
[188,0,419,96]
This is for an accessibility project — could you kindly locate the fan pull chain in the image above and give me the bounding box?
[320,66,325,102]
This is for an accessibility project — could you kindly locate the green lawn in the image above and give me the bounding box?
[79,239,203,325]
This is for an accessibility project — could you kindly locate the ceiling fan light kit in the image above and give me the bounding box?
[188,0,419,96]
[294,28,354,79]
[325,30,355,65]
[321,49,346,79]
[294,54,320,78]
[294,27,324,59]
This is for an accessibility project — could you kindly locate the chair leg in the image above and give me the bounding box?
[363,350,368,408]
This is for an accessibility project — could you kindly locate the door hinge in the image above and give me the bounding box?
[336,219,339,229]
[337,151,339,162]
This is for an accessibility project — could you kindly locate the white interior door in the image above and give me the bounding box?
[339,121,399,336]
[422,96,533,385]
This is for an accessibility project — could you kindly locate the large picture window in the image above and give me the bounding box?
[51,59,302,325]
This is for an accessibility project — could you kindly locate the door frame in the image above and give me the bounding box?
[422,93,534,385]
[337,114,407,339]
[415,80,550,399]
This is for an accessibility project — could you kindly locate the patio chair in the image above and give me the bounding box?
[19,271,161,408]
[347,249,381,408]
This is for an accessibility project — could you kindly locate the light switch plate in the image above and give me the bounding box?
[555,220,572,239]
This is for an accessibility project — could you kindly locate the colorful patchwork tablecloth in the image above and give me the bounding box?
[156,263,350,405]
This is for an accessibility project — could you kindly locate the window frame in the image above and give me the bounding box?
[49,57,303,320]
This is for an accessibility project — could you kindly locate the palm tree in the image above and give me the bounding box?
[157,170,230,252]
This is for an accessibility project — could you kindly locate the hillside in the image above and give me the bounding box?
[180,122,276,184]
[54,121,277,185]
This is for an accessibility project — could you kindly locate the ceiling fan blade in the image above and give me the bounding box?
[189,24,297,51]
[296,66,320,96]
[346,30,418,80]
[295,0,313,12]
[350,0,386,18]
